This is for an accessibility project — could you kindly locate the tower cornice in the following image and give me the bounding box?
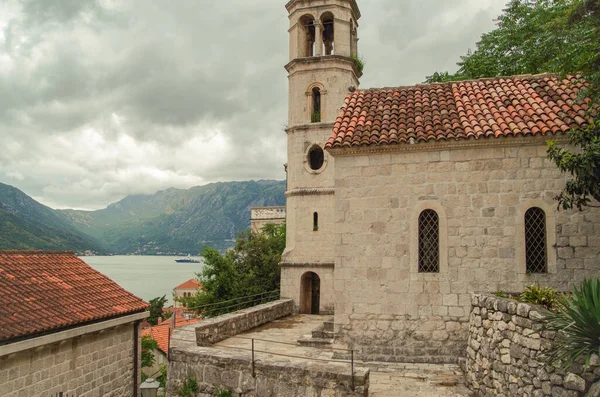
[284,55,363,79]
[285,0,361,20]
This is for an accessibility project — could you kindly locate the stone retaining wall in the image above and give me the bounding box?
[166,346,369,397]
[195,300,294,346]
[465,293,600,396]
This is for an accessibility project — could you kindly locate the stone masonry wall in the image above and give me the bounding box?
[166,346,369,397]
[465,293,600,396]
[331,139,600,363]
[0,323,137,397]
[195,300,293,346]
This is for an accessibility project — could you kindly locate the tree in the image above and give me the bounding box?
[147,295,168,326]
[141,334,158,368]
[424,0,600,208]
[182,223,286,316]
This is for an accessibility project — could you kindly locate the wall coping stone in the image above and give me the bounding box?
[194,299,294,346]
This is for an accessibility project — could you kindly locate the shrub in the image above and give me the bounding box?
[351,54,365,72]
[178,375,198,397]
[519,283,558,309]
[311,110,321,123]
[543,279,600,369]
[216,389,233,397]
[495,290,508,298]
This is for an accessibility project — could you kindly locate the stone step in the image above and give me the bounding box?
[297,334,333,347]
[312,329,334,339]
[323,316,335,332]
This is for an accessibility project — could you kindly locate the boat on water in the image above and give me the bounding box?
[175,254,201,263]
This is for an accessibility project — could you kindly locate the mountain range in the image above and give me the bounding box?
[0,180,286,254]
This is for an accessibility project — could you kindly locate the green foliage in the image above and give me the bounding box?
[495,290,509,298]
[311,110,321,123]
[0,183,104,253]
[423,0,600,209]
[351,54,365,72]
[182,223,286,316]
[177,375,198,397]
[141,335,158,368]
[216,389,233,397]
[424,71,456,83]
[519,283,559,309]
[156,364,168,389]
[148,295,168,326]
[543,279,600,369]
[547,120,600,209]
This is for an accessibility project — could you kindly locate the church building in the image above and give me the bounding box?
[280,0,600,363]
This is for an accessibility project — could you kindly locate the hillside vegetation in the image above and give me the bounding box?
[0,180,286,254]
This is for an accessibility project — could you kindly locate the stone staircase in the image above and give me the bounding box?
[297,316,334,347]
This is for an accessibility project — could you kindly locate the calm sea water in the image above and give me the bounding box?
[81,255,204,305]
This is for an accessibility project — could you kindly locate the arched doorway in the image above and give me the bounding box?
[300,272,320,314]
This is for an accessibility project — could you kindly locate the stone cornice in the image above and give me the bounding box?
[286,188,335,197]
[286,122,335,134]
[326,135,571,157]
[285,0,361,20]
[279,262,335,269]
[285,56,363,79]
[0,311,148,357]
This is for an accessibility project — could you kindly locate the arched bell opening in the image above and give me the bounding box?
[299,15,316,57]
[321,12,335,55]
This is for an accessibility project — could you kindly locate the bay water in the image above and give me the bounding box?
[81,255,205,305]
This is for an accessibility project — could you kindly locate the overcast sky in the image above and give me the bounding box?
[0,0,506,210]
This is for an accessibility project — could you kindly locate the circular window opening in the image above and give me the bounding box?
[308,146,324,170]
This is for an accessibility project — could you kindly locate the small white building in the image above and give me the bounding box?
[172,279,203,308]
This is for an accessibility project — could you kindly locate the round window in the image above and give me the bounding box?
[308,146,324,170]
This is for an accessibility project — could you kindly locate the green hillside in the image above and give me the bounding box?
[61,180,286,254]
[0,183,105,253]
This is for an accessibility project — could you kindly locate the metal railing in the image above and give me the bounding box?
[175,290,281,324]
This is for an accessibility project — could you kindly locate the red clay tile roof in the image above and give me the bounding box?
[174,279,202,290]
[142,315,201,354]
[326,74,591,149]
[0,251,149,343]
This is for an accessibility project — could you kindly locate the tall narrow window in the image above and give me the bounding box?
[311,87,321,122]
[525,207,547,273]
[418,209,439,273]
[313,212,319,231]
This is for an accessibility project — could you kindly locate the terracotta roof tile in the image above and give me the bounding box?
[0,250,149,343]
[326,74,590,149]
[174,279,203,290]
[142,314,201,354]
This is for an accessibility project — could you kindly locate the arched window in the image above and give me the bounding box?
[299,15,316,57]
[321,12,334,55]
[525,207,547,273]
[418,209,439,273]
[313,212,319,231]
[311,87,321,122]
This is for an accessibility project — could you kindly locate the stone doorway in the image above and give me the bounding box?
[300,272,320,314]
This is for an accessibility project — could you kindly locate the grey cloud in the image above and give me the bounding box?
[0,0,507,209]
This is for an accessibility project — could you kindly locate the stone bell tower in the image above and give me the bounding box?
[281,0,362,315]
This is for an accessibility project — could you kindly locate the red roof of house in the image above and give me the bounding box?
[326,74,590,149]
[0,251,149,343]
[142,314,201,354]
[174,279,202,290]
